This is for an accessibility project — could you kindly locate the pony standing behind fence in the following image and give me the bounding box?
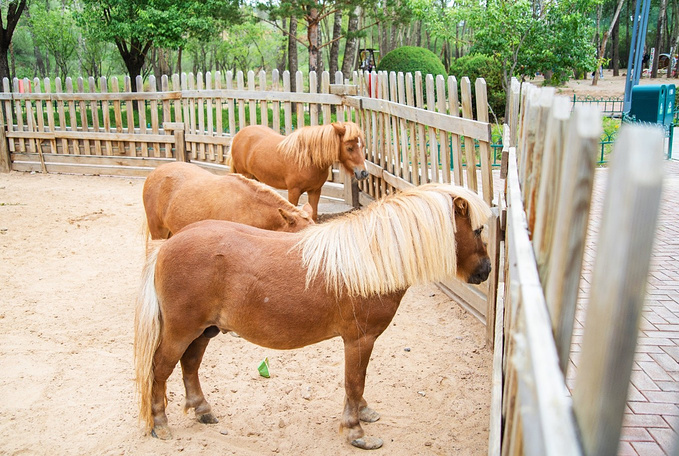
[134,183,492,450]
[228,122,369,221]
[143,162,314,241]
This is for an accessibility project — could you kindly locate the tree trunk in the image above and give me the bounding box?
[306,7,321,73]
[117,40,148,92]
[277,18,288,74]
[289,16,298,91]
[177,46,183,74]
[612,14,620,76]
[593,0,625,85]
[0,0,27,82]
[329,10,342,79]
[341,7,360,78]
[651,0,668,78]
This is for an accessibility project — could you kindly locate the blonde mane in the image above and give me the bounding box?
[297,183,492,297]
[229,173,310,218]
[277,122,364,169]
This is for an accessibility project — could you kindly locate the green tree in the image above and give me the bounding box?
[29,7,78,80]
[78,0,241,89]
[466,0,596,111]
[0,0,27,81]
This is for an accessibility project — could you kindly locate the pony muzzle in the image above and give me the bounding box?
[467,258,491,285]
[354,168,369,180]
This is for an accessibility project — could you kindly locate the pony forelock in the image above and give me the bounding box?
[277,122,363,169]
[297,183,491,298]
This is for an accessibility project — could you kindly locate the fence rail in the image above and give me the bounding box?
[492,78,666,455]
[1,70,495,202]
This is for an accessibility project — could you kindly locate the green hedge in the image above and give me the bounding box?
[449,54,505,121]
[376,46,446,80]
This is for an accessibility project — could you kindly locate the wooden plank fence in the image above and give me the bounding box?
[0,68,500,333]
[491,79,666,455]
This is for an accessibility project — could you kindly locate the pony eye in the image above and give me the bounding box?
[474,227,483,237]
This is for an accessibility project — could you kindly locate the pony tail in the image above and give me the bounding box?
[134,246,162,432]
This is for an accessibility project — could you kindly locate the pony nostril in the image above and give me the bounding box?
[468,258,491,284]
[355,170,369,180]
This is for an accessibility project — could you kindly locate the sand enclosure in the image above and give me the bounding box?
[0,171,491,455]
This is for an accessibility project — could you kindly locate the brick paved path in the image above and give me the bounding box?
[569,160,679,455]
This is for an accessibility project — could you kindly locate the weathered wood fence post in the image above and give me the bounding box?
[0,122,9,172]
[163,122,187,162]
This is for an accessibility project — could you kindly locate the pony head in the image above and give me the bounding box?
[333,122,368,181]
[298,183,492,297]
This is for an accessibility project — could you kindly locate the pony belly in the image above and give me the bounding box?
[216,296,339,350]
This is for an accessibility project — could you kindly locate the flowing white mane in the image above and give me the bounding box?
[297,183,491,297]
[277,122,364,169]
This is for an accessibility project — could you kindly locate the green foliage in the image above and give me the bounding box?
[376,46,446,78]
[29,7,78,80]
[448,54,505,121]
[466,0,597,91]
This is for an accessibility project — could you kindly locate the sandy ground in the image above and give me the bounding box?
[0,171,492,456]
[539,68,678,98]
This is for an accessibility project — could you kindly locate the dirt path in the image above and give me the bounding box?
[0,171,491,455]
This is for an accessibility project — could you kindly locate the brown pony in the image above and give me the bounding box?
[134,183,492,450]
[143,162,314,240]
[228,122,369,221]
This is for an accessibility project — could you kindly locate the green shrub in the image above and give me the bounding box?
[449,54,505,122]
[376,46,447,80]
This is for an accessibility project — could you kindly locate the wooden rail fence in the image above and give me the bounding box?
[491,78,666,455]
[0,69,500,332]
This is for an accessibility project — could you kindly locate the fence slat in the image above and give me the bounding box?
[225,71,236,136]
[272,69,281,132]
[543,105,600,372]
[101,77,113,156]
[77,78,91,155]
[573,124,664,456]
[4,78,14,153]
[124,77,135,156]
[111,77,126,155]
[475,78,493,205]
[283,71,292,134]
[197,72,206,160]
[149,75,161,158]
[247,70,257,127]
[43,77,57,154]
[214,71,224,162]
[259,70,269,128]
[435,76,451,183]
[237,71,245,131]
[205,72,215,161]
[33,78,46,157]
[66,78,78,154]
[296,71,304,130]
[136,76,148,158]
[460,77,477,191]
[89,76,102,156]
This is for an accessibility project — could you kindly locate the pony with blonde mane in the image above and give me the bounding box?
[134,183,492,450]
[228,122,368,221]
[143,162,314,242]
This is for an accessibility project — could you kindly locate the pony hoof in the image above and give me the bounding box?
[359,406,380,423]
[351,437,383,450]
[151,426,173,440]
[198,412,219,424]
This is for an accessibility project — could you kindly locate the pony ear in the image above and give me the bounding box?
[278,208,297,226]
[332,122,346,137]
[453,197,469,217]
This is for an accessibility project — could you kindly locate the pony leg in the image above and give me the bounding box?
[180,334,218,424]
[287,188,302,207]
[340,336,383,450]
[306,189,322,222]
[149,341,188,440]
